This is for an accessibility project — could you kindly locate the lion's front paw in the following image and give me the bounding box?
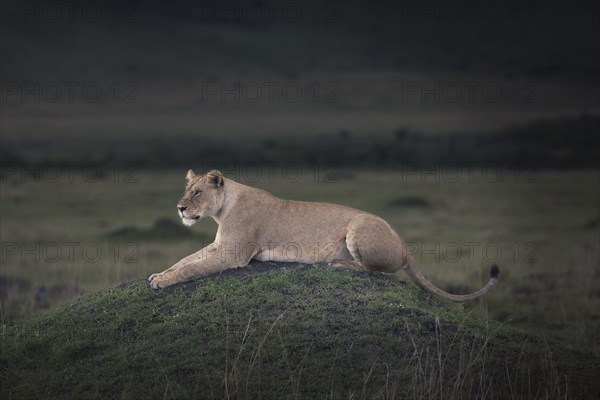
[149,274,175,289]
[148,272,163,282]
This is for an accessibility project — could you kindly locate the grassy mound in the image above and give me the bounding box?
[1,262,598,399]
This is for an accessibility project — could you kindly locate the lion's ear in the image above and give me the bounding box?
[206,170,224,188]
[186,169,197,182]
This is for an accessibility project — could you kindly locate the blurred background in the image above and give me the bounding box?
[1,0,599,353]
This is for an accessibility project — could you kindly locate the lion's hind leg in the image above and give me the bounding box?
[328,259,368,271]
[343,213,407,274]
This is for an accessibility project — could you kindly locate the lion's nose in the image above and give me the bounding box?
[177,205,188,212]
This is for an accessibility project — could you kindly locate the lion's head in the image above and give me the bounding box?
[177,169,225,226]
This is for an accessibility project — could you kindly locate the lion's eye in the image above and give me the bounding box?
[193,190,202,198]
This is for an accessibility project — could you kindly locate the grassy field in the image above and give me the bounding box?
[1,167,599,357]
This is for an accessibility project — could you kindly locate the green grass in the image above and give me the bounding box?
[1,169,599,356]
[2,262,598,399]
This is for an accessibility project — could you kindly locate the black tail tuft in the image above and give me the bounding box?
[490,264,500,279]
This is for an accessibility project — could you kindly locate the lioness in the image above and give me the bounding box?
[149,170,499,302]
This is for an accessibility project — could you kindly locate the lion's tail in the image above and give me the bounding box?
[403,256,500,303]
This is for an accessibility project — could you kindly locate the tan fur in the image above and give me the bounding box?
[149,170,499,302]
